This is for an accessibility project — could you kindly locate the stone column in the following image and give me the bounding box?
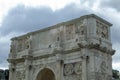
[81,49,87,80]
[24,55,33,80]
[9,63,16,80]
[56,53,63,80]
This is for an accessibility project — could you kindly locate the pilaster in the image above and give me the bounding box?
[23,55,33,80]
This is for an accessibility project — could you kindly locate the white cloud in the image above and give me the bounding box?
[112,62,120,71]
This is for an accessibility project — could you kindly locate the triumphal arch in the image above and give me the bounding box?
[8,14,115,80]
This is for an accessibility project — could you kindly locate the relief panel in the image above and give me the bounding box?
[94,53,109,80]
[75,20,84,36]
[16,36,31,52]
[96,21,108,39]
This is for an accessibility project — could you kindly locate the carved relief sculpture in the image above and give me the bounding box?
[74,62,82,74]
[96,21,108,39]
[64,63,74,76]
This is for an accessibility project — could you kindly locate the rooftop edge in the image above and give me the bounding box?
[11,14,112,40]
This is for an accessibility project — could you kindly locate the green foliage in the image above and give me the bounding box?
[0,69,4,79]
[112,69,120,80]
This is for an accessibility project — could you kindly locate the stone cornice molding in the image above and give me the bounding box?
[22,55,33,60]
[7,58,25,64]
[81,14,112,26]
[77,42,115,55]
[88,43,115,55]
[7,42,115,64]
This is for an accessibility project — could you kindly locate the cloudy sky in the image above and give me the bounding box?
[0,0,120,70]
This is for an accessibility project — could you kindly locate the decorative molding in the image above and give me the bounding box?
[7,58,25,63]
[77,42,115,55]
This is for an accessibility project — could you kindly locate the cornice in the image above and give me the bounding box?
[78,42,115,55]
[7,58,25,64]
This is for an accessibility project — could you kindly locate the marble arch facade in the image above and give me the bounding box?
[7,14,115,80]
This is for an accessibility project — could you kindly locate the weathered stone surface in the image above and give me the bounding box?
[7,14,115,80]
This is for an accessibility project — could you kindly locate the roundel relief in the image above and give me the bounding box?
[64,63,74,76]
[64,62,82,76]
[74,62,82,74]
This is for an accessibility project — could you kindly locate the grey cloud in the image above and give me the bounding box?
[101,0,120,11]
[113,53,120,63]
[0,3,92,69]
[0,42,9,67]
[0,4,91,35]
[111,27,120,44]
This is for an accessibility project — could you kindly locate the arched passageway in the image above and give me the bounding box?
[36,68,55,80]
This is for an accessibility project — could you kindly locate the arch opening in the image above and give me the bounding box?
[36,68,55,80]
